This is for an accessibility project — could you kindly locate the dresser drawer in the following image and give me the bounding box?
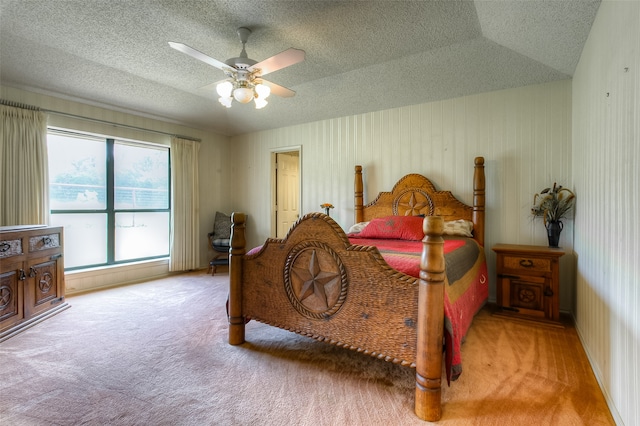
[0,239,23,259]
[502,255,551,273]
[29,233,61,252]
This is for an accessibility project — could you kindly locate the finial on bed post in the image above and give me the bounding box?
[415,216,445,421]
[229,212,247,345]
[472,157,486,247]
[355,165,364,224]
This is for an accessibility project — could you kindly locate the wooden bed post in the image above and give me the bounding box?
[472,157,486,247]
[228,212,247,345]
[354,165,364,223]
[415,216,445,422]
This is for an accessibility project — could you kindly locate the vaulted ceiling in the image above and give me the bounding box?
[0,0,601,137]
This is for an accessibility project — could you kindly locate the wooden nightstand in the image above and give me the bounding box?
[492,244,565,325]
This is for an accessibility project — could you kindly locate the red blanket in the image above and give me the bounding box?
[349,236,488,382]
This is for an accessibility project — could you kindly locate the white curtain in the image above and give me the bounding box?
[169,136,200,271]
[0,105,49,226]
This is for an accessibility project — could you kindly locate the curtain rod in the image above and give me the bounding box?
[0,99,201,142]
[1,99,40,111]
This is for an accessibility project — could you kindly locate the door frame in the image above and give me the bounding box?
[270,146,302,238]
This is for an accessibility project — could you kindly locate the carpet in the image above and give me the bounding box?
[0,271,614,425]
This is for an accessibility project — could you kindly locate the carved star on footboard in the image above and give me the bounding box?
[284,241,348,319]
[292,250,340,310]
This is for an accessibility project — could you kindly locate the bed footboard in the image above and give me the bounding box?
[228,212,447,421]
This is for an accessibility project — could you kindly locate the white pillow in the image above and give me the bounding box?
[347,221,369,234]
[442,219,473,237]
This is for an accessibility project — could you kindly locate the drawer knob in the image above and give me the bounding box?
[519,259,534,268]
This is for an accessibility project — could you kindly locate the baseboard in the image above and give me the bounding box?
[65,258,171,295]
[573,315,624,426]
[0,302,70,343]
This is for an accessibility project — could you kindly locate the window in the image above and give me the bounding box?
[48,130,170,270]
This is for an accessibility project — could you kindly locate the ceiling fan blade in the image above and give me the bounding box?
[168,42,228,70]
[250,48,305,76]
[262,79,296,98]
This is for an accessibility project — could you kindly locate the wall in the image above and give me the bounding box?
[230,79,573,308]
[1,85,231,293]
[572,1,639,425]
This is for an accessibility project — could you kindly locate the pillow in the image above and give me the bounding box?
[347,221,369,234]
[212,211,231,240]
[357,215,424,240]
[443,219,473,237]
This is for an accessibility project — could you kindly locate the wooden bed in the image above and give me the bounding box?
[228,157,486,421]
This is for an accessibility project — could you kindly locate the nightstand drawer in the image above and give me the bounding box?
[502,255,551,273]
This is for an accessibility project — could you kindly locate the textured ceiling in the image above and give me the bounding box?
[0,0,601,137]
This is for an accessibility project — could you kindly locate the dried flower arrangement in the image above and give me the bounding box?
[531,183,575,247]
[531,183,576,226]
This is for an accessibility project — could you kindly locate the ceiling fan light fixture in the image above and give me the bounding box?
[254,97,268,109]
[255,83,271,99]
[216,81,233,98]
[218,96,233,108]
[233,87,254,103]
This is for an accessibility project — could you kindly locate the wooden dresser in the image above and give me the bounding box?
[492,244,565,325]
[0,225,69,341]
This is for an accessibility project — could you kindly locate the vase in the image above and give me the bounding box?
[546,220,563,248]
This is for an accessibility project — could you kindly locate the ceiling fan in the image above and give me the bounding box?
[169,27,305,109]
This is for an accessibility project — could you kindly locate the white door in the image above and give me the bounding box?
[276,152,300,238]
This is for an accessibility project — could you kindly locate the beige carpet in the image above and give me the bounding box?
[0,271,614,425]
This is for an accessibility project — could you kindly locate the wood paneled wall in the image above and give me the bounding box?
[572,1,640,425]
[230,80,573,307]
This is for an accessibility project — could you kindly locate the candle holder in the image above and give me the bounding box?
[320,203,334,217]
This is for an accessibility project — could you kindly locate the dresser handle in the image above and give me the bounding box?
[519,259,534,268]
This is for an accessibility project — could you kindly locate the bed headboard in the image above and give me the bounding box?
[354,157,485,246]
